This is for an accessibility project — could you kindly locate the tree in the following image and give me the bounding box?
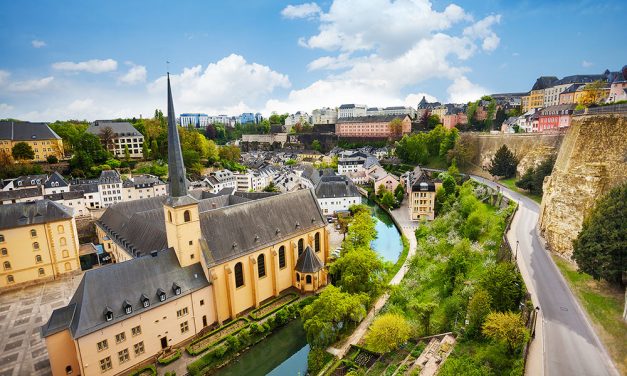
[124,145,130,162]
[12,142,35,160]
[388,118,403,141]
[380,191,396,209]
[488,145,518,178]
[345,211,377,249]
[409,301,437,335]
[482,312,529,354]
[479,263,525,312]
[578,80,607,107]
[515,156,555,196]
[329,246,384,295]
[467,289,492,337]
[572,183,626,285]
[46,155,58,164]
[447,133,478,168]
[263,182,280,192]
[394,184,405,203]
[219,145,241,163]
[364,313,411,353]
[98,126,115,152]
[142,140,149,160]
[311,139,322,152]
[150,140,159,160]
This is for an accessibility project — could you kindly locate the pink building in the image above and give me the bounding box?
[335,115,411,138]
[443,113,468,129]
[608,81,627,103]
[538,104,576,132]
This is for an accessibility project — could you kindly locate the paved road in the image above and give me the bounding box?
[470,175,619,376]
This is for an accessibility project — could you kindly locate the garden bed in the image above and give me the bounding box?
[157,349,181,365]
[249,292,299,320]
[128,365,156,376]
[186,317,250,355]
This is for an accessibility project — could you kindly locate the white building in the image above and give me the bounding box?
[313,173,361,215]
[203,170,237,193]
[312,108,338,125]
[284,112,311,127]
[179,113,210,128]
[338,104,367,118]
[87,121,145,159]
[122,174,167,201]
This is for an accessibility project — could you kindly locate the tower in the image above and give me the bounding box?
[162,73,201,267]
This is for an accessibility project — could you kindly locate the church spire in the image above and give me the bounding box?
[166,72,188,199]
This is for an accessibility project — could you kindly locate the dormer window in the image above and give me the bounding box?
[104,307,113,322]
[157,288,166,302]
[173,283,181,296]
[123,300,132,315]
[140,294,150,308]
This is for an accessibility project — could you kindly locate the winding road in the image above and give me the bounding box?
[471,175,619,376]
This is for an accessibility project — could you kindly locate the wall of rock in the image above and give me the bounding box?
[539,114,627,258]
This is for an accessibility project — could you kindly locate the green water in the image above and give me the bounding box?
[365,198,403,263]
[212,319,309,376]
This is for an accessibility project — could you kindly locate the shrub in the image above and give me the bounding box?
[128,365,156,376]
[157,349,182,365]
[308,348,334,374]
[46,155,58,164]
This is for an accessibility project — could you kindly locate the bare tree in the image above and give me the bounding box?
[99,126,115,152]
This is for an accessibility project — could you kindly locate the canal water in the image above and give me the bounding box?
[213,200,402,376]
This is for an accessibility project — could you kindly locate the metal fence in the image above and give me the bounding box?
[573,103,627,116]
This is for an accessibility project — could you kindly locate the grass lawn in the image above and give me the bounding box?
[552,255,627,375]
[499,177,542,204]
[424,156,448,170]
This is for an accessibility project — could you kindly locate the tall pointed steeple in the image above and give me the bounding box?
[166,73,189,199]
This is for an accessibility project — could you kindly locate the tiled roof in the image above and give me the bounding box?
[294,246,324,273]
[87,121,141,137]
[337,114,408,123]
[0,121,61,141]
[0,200,72,230]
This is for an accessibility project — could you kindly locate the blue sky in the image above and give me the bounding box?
[0,0,625,121]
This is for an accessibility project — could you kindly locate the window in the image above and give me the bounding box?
[298,239,304,256]
[177,307,189,318]
[104,308,113,322]
[0,235,4,242]
[99,357,112,372]
[180,321,189,333]
[296,273,300,282]
[61,250,70,259]
[183,210,191,222]
[115,332,126,344]
[278,246,288,269]
[117,349,130,364]
[65,365,72,375]
[97,339,108,351]
[1,248,7,256]
[60,237,66,246]
[234,262,244,288]
[35,255,43,263]
[30,229,37,237]
[141,296,150,308]
[168,211,172,223]
[38,268,45,276]
[306,275,312,284]
[257,254,266,278]
[7,275,14,284]
[315,232,320,253]
[33,242,40,250]
[200,299,205,306]
[64,262,71,271]
[131,325,141,336]
[134,341,145,356]
[57,225,64,234]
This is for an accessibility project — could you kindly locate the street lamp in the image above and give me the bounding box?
[515,240,519,260]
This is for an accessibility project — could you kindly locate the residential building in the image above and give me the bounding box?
[407,167,441,221]
[544,75,605,107]
[87,121,144,159]
[432,105,449,119]
[538,104,576,132]
[367,165,400,195]
[521,95,531,113]
[179,113,210,128]
[42,75,329,376]
[416,96,441,118]
[380,106,416,117]
[202,170,237,194]
[335,115,411,138]
[608,80,627,103]
[234,168,274,192]
[0,121,64,162]
[338,104,367,118]
[284,112,311,127]
[71,170,123,209]
[122,174,167,201]
[312,107,338,125]
[559,84,585,104]
[0,200,81,288]
[337,152,370,174]
[310,171,361,215]
[238,112,257,124]
[443,111,468,129]
[528,76,559,110]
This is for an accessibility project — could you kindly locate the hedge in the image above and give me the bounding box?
[249,293,299,320]
[128,365,156,376]
[186,317,250,356]
[157,349,182,365]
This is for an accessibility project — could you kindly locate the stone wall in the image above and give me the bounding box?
[539,114,627,257]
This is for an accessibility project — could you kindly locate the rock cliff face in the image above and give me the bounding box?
[465,133,564,178]
[539,114,627,257]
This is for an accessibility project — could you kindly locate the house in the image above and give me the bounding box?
[407,167,441,221]
[87,121,145,159]
[311,171,361,215]
[202,170,237,194]
[337,151,371,174]
[70,170,123,209]
[0,200,81,288]
[0,121,64,162]
[335,115,411,138]
[42,74,329,376]
[122,174,167,201]
[338,104,368,118]
[367,165,400,195]
[538,104,576,132]
[311,107,338,125]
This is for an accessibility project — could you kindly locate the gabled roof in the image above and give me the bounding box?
[87,121,141,137]
[0,200,72,230]
[44,171,69,189]
[294,246,324,273]
[531,76,559,91]
[314,174,360,199]
[0,121,61,141]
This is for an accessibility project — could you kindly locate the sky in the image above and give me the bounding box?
[0,0,625,121]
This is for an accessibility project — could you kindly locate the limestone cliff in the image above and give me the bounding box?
[539,114,627,257]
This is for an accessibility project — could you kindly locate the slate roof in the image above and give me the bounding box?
[41,248,209,338]
[0,187,42,202]
[45,191,84,201]
[43,171,69,189]
[410,166,437,192]
[11,174,48,188]
[336,115,408,123]
[99,170,122,184]
[314,175,360,199]
[0,200,72,230]
[555,74,604,85]
[294,246,324,273]
[70,183,98,194]
[339,104,356,109]
[531,76,559,91]
[0,121,61,141]
[87,121,141,137]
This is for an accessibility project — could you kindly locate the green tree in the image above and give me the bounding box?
[388,118,404,141]
[330,247,384,296]
[46,155,58,164]
[218,145,241,162]
[311,139,322,152]
[150,139,159,160]
[380,191,396,209]
[364,313,411,353]
[142,140,149,160]
[345,211,377,249]
[488,145,518,178]
[482,312,529,354]
[394,184,405,203]
[12,142,35,160]
[467,289,492,337]
[124,144,130,162]
[409,301,438,335]
[447,133,478,168]
[263,182,280,192]
[515,156,555,196]
[572,183,626,285]
[479,263,525,312]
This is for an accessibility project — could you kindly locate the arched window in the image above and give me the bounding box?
[298,239,304,256]
[1,248,7,256]
[296,273,300,282]
[30,229,37,237]
[183,210,191,222]
[168,211,172,223]
[6,275,14,284]
[33,242,39,250]
[234,262,244,288]
[35,255,42,263]
[65,365,73,375]
[0,234,4,242]
[257,254,266,278]
[314,232,320,253]
[57,225,64,234]
[278,246,286,269]
[38,268,45,276]
[62,250,69,258]
[3,261,11,270]
[64,262,71,271]
[306,275,312,284]
[59,237,66,246]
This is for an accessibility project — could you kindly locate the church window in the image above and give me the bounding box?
[168,211,172,223]
[4,261,12,270]
[57,225,64,234]
[257,254,266,278]
[315,232,320,253]
[33,242,40,250]
[60,237,66,246]
[296,273,300,282]
[62,250,69,258]
[306,275,312,284]
[184,210,191,222]
[278,246,286,269]
[234,262,244,288]
[30,229,37,237]
[298,239,304,256]
[65,262,71,271]
[38,268,45,276]
[35,255,42,263]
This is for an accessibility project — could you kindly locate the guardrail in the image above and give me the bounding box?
[573,103,627,116]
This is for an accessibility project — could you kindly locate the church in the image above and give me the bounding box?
[41,75,329,376]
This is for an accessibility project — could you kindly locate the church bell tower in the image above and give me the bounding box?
[162,72,201,267]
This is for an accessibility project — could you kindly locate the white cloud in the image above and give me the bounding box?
[0,103,14,113]
[118,64,147,85]
[52,59,118,73]
[68,98,94,112]
[31,39,46,48]
[281,3,322,19]
[3,76,54,92]
[582,60,593,68]
[463,14,501,51]
[447,76,488,103]
[404,93,438,107]
[0,70,9,86]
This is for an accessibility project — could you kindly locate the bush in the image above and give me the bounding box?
[308,348,334,374]
[128,365,156,376]
[157,349,181,365]
[46,155,58,164]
